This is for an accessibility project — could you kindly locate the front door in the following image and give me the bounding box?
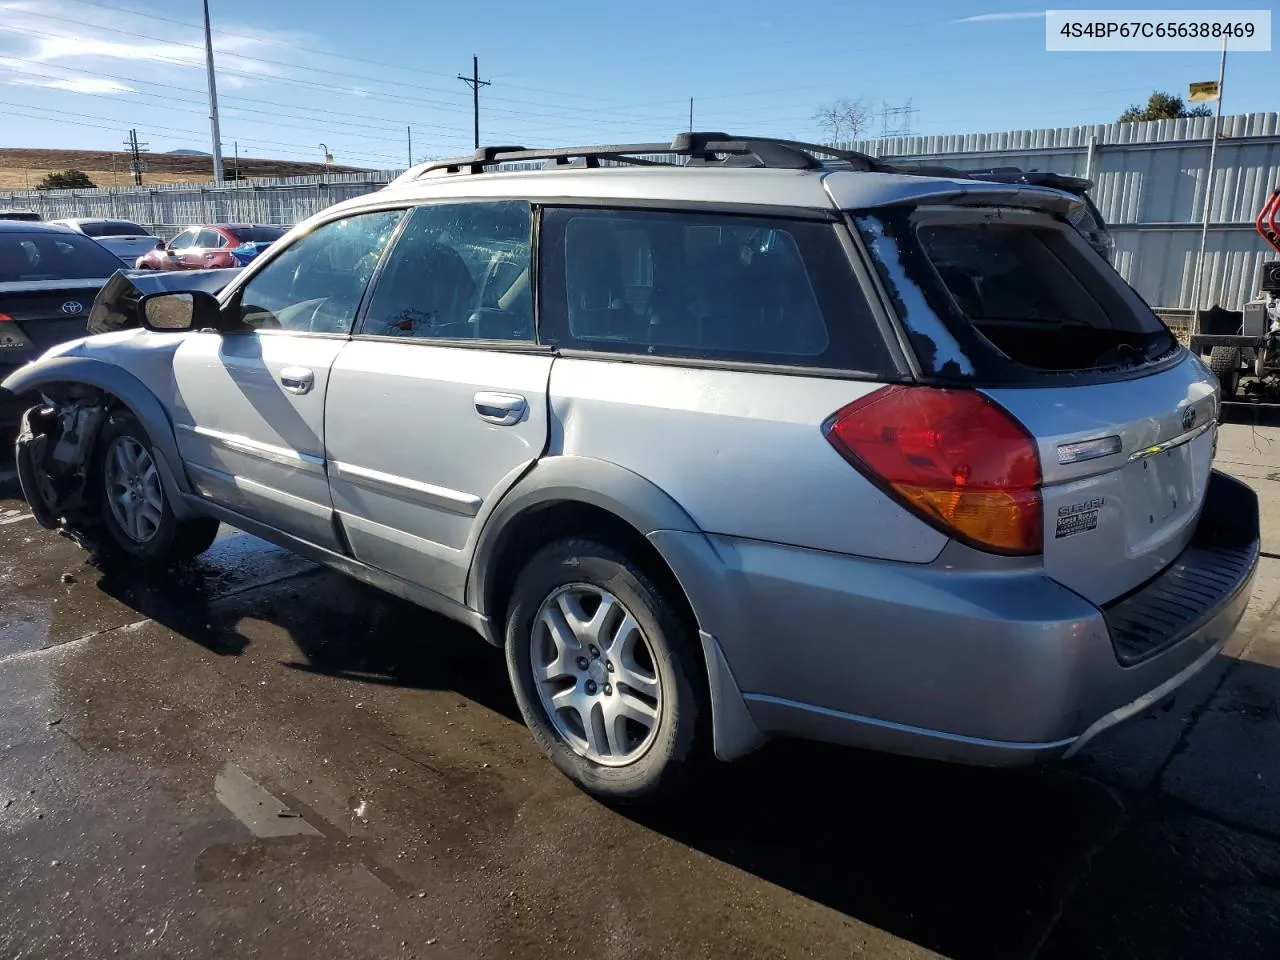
[323,200,550,600]
[170,208,406,548]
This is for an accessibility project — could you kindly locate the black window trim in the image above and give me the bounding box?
[537,202,905,378]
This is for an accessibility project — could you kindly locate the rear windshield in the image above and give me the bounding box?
[0,232,123,282]
[79,220,150,238]
[855,207,1175,383]
[232,226,286,243]
[0,211,42,222]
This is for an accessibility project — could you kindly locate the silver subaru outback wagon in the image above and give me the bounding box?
[4,134,1259,802]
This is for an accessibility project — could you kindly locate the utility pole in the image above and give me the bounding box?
[202,0,224,182]
[407,125,413,168]
[233,140,240,180]
[689,97,694,132]
[123,129,148,186]
[457,55,490,150]
[1190,36,1229,324]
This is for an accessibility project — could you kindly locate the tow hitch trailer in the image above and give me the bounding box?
[1190,188,1280,413]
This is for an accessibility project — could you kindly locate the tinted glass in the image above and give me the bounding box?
[360,201,532,341]
[232,226,287,243]
[855,209,1173,380]
[0,232,124,282]
[237,209,404,334]
[541,207,892,371]
[79,220,149,238]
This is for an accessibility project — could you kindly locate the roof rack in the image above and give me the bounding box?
[393,132,889,183]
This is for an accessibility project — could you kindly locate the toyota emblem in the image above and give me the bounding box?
[1181,406,1197,431]
[60,300,84,316]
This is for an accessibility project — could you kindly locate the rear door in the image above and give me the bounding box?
[324,199,550,600]
[855,204,1215,604]
[181,228,225,270]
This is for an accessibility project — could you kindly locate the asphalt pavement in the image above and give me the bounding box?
[3,428,1280,959]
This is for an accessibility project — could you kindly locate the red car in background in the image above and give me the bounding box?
[133,223,287,271]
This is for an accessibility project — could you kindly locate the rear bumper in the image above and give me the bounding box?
[654,470,1259,765]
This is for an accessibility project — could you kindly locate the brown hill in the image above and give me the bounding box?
[0,148,375,190]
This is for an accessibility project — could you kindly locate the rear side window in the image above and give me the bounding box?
[0,232,123,282]
[80,220,149,238]
[856,208,1174,382]
[539,207,893,372]
[233,226,287,243]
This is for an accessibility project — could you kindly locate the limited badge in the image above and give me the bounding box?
[1055,497,1104,540]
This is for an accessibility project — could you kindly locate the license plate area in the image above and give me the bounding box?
[1122,443,1199,551]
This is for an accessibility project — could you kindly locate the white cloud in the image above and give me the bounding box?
[952,10,1048,23]
[8,75,135,94]
[0,0,304,92]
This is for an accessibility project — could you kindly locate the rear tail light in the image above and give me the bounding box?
[0,313,12,322]
[824,385,1043,555]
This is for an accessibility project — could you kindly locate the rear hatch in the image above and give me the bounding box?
[852,199,1214,605]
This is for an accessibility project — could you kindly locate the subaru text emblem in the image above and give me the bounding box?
[60,300,84,316]
[1181,406,1197,431]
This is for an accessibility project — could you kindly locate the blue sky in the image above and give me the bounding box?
[0,0,1275,168]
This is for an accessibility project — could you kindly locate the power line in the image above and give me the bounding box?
[55,0,686,111]
[0,100,410,167]
[18,10,683,124]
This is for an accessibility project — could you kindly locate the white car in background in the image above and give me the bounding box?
[50,218,162,267]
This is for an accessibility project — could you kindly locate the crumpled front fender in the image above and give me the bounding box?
[3,355,191,507]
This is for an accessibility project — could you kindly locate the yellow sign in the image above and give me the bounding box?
[1189,81,1220,102]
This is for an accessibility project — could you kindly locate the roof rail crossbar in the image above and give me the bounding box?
[399,132,888,182]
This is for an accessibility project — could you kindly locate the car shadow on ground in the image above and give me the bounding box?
[80,545,1280,960]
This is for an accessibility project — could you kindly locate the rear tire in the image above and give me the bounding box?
[96,411,219,565]
[1208,346,1241,398]
[504,538,708,803]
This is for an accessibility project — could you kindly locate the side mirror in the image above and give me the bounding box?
[139,290,221,332]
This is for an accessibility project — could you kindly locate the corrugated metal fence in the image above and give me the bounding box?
[4,112,1279,311]
[0,171,399,240]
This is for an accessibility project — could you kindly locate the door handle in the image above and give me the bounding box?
[474,391,527,426]
[279,366,315,395]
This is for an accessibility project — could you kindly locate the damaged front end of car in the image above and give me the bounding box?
[15,385,110,540]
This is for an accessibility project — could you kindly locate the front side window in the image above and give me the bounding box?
[359,200,533,341]
[235,209,405,334]
[540,207,892,371]
[167,229,197,250]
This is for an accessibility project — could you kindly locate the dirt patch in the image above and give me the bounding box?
[0,148,372,190]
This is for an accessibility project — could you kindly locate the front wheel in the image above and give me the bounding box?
[97,412,220,565]
[504,538,708,802]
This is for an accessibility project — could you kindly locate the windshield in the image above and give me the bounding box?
[232,226,286,243]
[79,220,150,238]
[0,231,124,282]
